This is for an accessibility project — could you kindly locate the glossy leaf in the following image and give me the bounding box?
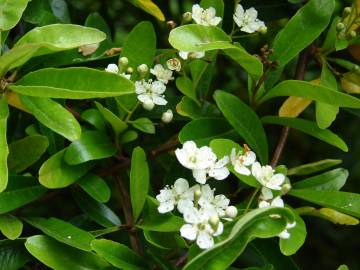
[131,117,155,134]
[91,239,146,269]
[24,217,95,251]
[95,101,128,136]
[64,131,116,165]
[279,96,312,117]
[0,0,29,31]
[176,96,220,119]
[25,235,109,270]
[176,76,198,103]
[78,174,111,203]
[0,215,23,240]
[179,118,239,147]
[128,0,165,21]
[0,240,31,270]
[293,168,348,191]
[214,90,268,163]
[130,147,149,221]
[8,135,49,173]
[81,109,106,132]
[0,98,9,192]
[10,67,135,99]
[289,189,360,218]
[20,96,81,141]
[287,159,342,176]
[39,149,92,189]
[260,80,360,108]
[262,116,348,152]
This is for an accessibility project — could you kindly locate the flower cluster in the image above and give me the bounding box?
[156,141,236,249]
[233,3,266,34]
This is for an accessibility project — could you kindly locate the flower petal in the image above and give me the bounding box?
[197,231,214,249]
[180,224,197,241]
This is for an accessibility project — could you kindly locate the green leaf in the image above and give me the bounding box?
[279,210,306,256]
[64,131,116,165]
[10,67,135,99]
[289,189,360,218]
[183,207,294,270]
[78,174,111,203]
[259,80,360,108]
[337,265,349,270]
[270,0,335,67]
[95,101,128,136]
[130,147,149,221]
[91,239,146,269]
[0,215,23,240]
[0,239,32,270]
[176,76,198,103]
[293,168,348,191]
[39,149,92,189]
[72,189,121,228]
[200,0,224,18]
[24,217,95,251]
[121,21,156,69]
[0,98,9,192]
[8,135,49,173]
[0,0,29,31]
[214,90,268,163]
[20,96,81,141]
[297,207,359,225]
[81,109,106,132]
[25,235,109,270]
[262,116,348,152]
[316,65,339,129]
[176,96,220,119]
[0,24,106,76]
[179,118,240,147]
[287,159,342,176]
[0,185,46,214]
[127,0,165,21]
[131,117,155,134]
[210,139,260,187]
[120,130,138,144]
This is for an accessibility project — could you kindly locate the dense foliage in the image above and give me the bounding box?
[0,0,360,269]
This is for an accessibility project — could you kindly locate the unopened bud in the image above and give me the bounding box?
[349,30,357,38]
[183,12,192,23]
[127,67,134,74]
[354,65,360,72]
[105,63,119,74]
[209,215,220,231]
[161,109,173,124]
[142,99,155,111]
[336,22,345,31]
[343,7,352,16]
[225,206,238,219]
[167,20,177,29]
[259,26,268,34]
[119,57,129,66]
[166,58,181,72]
[281,183,292,195]
[137,64,149,74]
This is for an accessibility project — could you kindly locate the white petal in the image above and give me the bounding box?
[200,185,214,202]
[271,196,284,208]
[180,224,197,240]
[251,162,262,178]
[261,187,273,201]
[278,229,290,239]
[286,221,297,229]
[244,151,256,166]
[179,51,189,60]
[192,51,205,59]
[156,189,173,203]
[193,169,207,184]
[152,95,168,105]
[157,201,175,213]
[214,195,230,210]
[215,156,229,167]
[209,167,230,180]
[197,231,214,249]
[183,207,200,223]
[137,93,151,103]
[177,199,193,214]
[270,174,285,188]
[105,63,119,73]
[258,200,270,208]
[245,8,258,22]
[234,164,251,176]
[213,221,224,236]
[173,178,189,194]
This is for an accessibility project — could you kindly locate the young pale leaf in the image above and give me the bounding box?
[78,174,111,203]
[39,149,92,189]
[10,67,135,99]
[24,217,95,251]
[179,118,239,147]
[298,207,359,225]
[64,131,116,165]
[91,239,147,270]
[214,90,268,164]
[279,96,312,118]
[0,215,23,240]
[0,0,29,31]
[121,21,156,69]
[127,0,165,21]
[131,117,155,134]
[293,168,348,191]
[72,189,121,228]
[0,240,32,270]
[287,159,342,176]
[262,116,348,152]
[130,147,150,221]
[289,190,360,218]
[260,80,360,108]
[0,98,9,192]
[25,235,109,270]
[8,135,49,173]
[20,96,81,141]
[183,207,294,270]
[95,101,128,136]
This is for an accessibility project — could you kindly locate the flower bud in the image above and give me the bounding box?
[161,109,173,124]
[336,22,345,31]
[349,30,357,38]
[343,7,352,16]
[166,58,181,72]
[225,206,238,219]
[259,26,267,34]
[281,183,292,195]
[209,215,220,232]
[127,67,134,74]
[119,57,129,66]
[183,12,192,23]
[105,63,119,74]
[142,99,155,111]
[194,189,202,207]
[167,20,177,29]
[137,64,149,75]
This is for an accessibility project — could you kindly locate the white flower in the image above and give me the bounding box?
[233,4,265,33]
[192,4,222,26]
[258,196,284,209]
[251,162,285,190]
[137,63,149,74]
[179,51,205,60]
[105,63,119,74]
[230,147,256,176]
[156,178,194,214]
[225,205,238,219]
[198,185,230,218]
[180,206,223,249]
[161,109,173,124]
[135,79,167,108]
[150,64,174,84]
[278,221,297,239]
[175,141,217,184]
[166,58,181,71]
